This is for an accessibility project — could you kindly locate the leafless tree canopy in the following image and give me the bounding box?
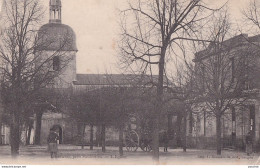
[118,0,221,161]
[119,0,217,75]
[242,0,260,34]
[0,0,74,156]
[192,9,260,155]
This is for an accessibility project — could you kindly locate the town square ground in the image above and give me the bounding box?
[0,145,259,165]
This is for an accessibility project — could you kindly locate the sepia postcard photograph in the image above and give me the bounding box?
[0,0,259,167]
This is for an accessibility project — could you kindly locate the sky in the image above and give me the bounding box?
[0,0,252,74]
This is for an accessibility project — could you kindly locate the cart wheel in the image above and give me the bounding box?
[125,141,138,152]
[140,142,152,152]
[125,130,139,152]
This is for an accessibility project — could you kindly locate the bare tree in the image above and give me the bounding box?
[241,0,260,89]
[118,0,219,161]
[0,0,72,156]
[169,62,195,152]
[192,10,251,155]
[242,0,260,35]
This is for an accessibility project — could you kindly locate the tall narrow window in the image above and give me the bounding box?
[231,106,236,133]
[53,56,60,71]
[201,65,205,91]
[231,106,236,147]
[244,58,249,90]
[196,115,201,133]
[230,57,235,82]
[204,110,206,136]
[249,105,255,134]
[1,124,3,135]
[189,111,193,135]
[58,9,60,19]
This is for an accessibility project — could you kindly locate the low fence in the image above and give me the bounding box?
[185,136,260,152]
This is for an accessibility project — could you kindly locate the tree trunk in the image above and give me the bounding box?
[81,124,86,149]
[183,110,187,152]
[167,114,173,138]
[90,124,94,150]
[152,48,166,163]
[10,113,20,157]
[77,122,82,135]
[0,119,2,145]
[119,125,124,157]
[35,111,43,145]
[152,115,160,162]
[101,124,106,152]
[96,126,101,147]
[189,110,193,135]
[176,114,183,147]
[216,114,222,155]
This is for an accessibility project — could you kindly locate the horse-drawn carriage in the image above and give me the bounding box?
[124,129,153,152]
[123,114,153,152]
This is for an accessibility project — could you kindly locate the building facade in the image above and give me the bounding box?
[191,34,260,150]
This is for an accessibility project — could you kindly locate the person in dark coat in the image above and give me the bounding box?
[163,131,169,152]
[47,128,59,158]
[245,131,253,156]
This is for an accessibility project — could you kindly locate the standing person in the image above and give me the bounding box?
[163,131,169,152]
[47,128,59,158]
[245,131,253,156]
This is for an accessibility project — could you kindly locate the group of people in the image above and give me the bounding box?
[46,128,254,158]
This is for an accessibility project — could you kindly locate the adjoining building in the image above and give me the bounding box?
[190,34,260,150]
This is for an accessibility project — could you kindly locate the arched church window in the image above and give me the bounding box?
[53,56,60,71]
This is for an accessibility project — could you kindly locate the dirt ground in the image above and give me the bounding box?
[0,145,259,165]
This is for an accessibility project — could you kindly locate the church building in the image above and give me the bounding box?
[33,0,122,145]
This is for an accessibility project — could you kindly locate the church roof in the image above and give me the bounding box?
[36,23,77,51]
[73,74,169,86]
[50,0,61,6]
[194,34,260,62]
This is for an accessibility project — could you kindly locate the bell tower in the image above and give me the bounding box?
[49,0,62,24]
[37,0,77,88]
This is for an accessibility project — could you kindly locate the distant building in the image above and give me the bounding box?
[190,34,260,150]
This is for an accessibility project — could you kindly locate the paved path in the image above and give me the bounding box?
[0,145,259,165]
